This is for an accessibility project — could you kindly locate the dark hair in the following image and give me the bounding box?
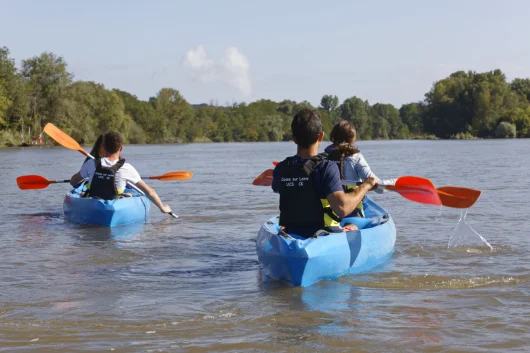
[291,109,322,148]
[330,121,359,158]
[103,132,123,154]
[85,134,104,163]
[330,120,356,145]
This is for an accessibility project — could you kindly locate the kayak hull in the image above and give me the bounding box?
[63,187,150,227]
[256,197,396,287]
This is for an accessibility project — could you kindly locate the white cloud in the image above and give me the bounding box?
[182,45,252,96]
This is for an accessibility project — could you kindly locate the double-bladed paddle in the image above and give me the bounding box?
[254,170,441,207]
[269,161,480,209]
[17,172,193,190]
[43,123,179,219]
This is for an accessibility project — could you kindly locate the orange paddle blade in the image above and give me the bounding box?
[253,169,274,186]
[437,186,481,209]
[146,171,193,181]
[44,123,89,157]
[392,176,442,206]
[17,175,52,190]
[273,161,279,166]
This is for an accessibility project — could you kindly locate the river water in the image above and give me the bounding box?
[0,140,528,352]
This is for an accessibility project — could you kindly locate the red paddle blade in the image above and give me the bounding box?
[273,161,279,166]
[16,175,52,190]
[252,169,274,186]
[437,186,481,209]
[392,176,442,206]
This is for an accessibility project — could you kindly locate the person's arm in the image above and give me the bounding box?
[327,179,376,218]
[354,153,382,184]
[70,160,94,186]
[134,180,172,214]
[320,161,377,218]
[70,172,84,186]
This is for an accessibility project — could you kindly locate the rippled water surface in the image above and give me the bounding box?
[0,140,529,352]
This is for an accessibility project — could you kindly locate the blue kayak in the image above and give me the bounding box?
[256,196,396,287]
[63,186,151,227]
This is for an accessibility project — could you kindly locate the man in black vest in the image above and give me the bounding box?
[272,109,377,238]
[70,132,172,214]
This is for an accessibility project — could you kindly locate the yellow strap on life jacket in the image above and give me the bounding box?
[344,185,364,211]
[320,199,341,228]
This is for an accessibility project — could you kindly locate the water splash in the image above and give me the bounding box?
[448,209,493,250]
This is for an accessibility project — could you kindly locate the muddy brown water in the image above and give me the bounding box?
[0,140,528,352]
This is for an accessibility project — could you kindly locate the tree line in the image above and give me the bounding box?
[2,47,530,146]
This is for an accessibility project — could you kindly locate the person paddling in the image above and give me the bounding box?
[324,120,390,185]
[272,109,377,238]
[70,132,172,214]
[323,120,396,216]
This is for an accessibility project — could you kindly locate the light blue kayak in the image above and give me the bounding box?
[63,186,150,227]
[256,196,396,287]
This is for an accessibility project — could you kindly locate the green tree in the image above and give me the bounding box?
[152,88,194,142]
[495,121,516,138]
[371,115,390,139]
[399,102,424,134]
[258,114,284,141]
[320,95,339,113]
[277,99,296,115]
[424,69,526,138]
[499,107,530,137]
[21,52,73,129]
[0,84,11,127]
[127,120,147,144]
[340,96,372,140]
[371,103,405,138]
[63,81,130,143]
[114,89,164,143]
[511,78,530,102]
[0,47,28,129]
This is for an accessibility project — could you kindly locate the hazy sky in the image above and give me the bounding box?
[1,0,529,107]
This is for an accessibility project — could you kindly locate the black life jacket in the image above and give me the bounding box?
[323,147,347,180]
[277,154,342,230]
[86,158,126,200]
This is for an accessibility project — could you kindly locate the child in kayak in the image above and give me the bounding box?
[69,132,172,214]
[325,120,395,189]
[272,109,377,238]
[325,121,380,183]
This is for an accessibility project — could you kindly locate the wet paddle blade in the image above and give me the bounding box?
[392,176,442,206]
[44,123,89,157]
[252,169,274,186]
[437,186,481,209]
[17,175,52,190]
[147,171,193,181]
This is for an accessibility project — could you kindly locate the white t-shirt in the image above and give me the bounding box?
[343,153,396,193]
[80,158,141,192]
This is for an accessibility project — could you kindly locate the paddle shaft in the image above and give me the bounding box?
[50,179,71,184]
[341,180,394,190]
[28,176,180,185]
